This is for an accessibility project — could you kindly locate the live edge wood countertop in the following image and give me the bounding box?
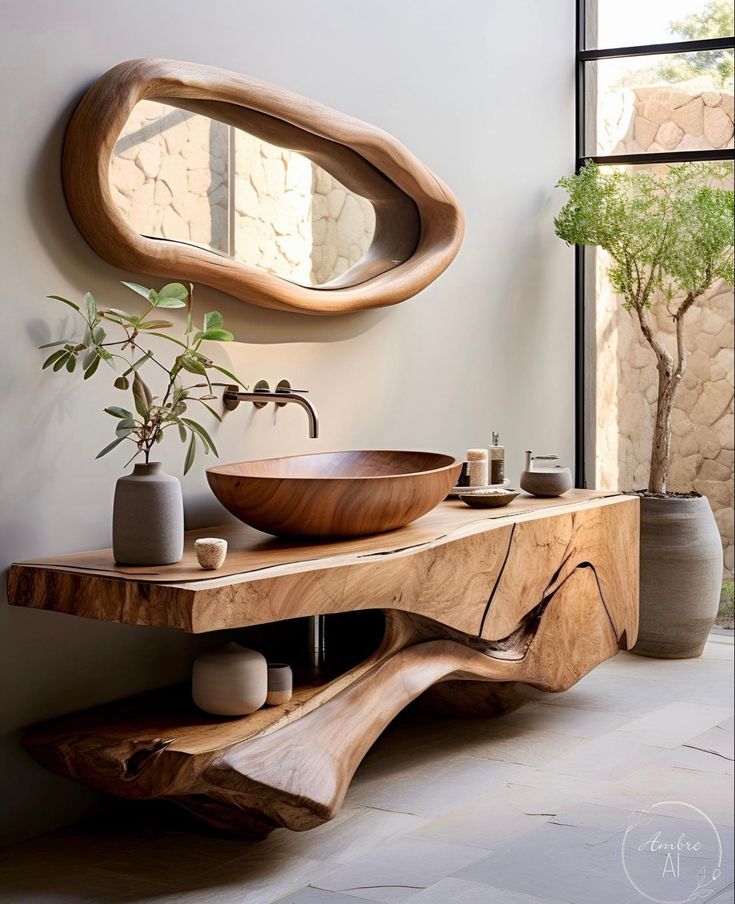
[7,490,635,636]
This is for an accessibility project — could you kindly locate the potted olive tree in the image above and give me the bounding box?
[555,161,734,658]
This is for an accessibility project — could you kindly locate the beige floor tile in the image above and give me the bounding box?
[311,837,488,903]
[265,806,428,864]
[617,702,734,748]
[347,755,524,817]
[410,877,569,903]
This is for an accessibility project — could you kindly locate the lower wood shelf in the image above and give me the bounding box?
[18,492,640,837]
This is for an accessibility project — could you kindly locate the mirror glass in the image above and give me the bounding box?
[109,100,380,288]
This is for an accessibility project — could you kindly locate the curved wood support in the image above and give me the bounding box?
[19,493,639,836]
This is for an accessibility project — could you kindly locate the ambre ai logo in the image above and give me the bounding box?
[621,801,724,903]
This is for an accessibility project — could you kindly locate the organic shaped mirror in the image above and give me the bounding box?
[63,59,464,314]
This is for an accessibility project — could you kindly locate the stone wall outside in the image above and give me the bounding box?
[109,100,375,287]
[595,86,734,579]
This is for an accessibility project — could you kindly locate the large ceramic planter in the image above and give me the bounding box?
[633,494,722,659]
[112,462,184,565]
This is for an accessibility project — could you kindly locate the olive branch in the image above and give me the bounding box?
[40,281,245,474]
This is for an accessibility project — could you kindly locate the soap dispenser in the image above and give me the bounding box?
[520,451,573,498]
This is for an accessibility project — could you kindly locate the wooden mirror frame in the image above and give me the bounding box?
[63,59,465,315]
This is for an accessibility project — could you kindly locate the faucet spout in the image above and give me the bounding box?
[284,393,319,439]
[222,383,319,439]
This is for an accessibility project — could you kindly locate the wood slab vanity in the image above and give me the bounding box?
[8,489,639,836]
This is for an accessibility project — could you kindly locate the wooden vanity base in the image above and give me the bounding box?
[13,492,639,836]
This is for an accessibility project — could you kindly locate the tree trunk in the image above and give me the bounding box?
[648,365,681,495]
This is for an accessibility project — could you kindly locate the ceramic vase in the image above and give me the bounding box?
[112,462,184,566]
[633,494,722,659]
[266,663,293,706]
[192,643,268,716]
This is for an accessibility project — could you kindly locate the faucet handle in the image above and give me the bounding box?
[275,379,309,396]
[534,454,559,460]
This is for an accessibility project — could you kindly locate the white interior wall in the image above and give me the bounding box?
[0,0,575,842]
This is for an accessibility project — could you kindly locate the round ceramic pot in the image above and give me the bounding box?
[112,462,184,566]
[633,494,722,659]
[192,643,268,716]
[519,467,573,498]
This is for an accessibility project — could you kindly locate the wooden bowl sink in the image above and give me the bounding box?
[207,450,461,539]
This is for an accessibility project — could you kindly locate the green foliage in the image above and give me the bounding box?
[555,161,734,311]
[658,0,734,85]
[720,581,734,618]
[556,161,734,492]
[41,282,246,475]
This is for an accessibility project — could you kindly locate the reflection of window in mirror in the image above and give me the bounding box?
[110,100,377,288]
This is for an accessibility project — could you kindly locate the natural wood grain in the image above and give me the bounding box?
[24,561,629,834]
[206,450,462,538]
[62,58,464,315]
[19,493,638,836]
[8,491,627,635]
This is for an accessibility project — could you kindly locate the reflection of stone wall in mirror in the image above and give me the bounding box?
[109,100,377,288]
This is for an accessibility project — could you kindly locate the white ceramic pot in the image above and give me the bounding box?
[192,643,268,716]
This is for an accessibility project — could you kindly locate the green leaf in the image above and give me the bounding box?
[178,421,187,443]
[194,328,235,343]
[210,363,245,386]
[114,376,130,391]
[83,355,101,380]
[47,295,80,312]
[183,432,196,475]
[42,349,68,369]
[155,283,189,307]
[155,430,164,443]
[147,332,187,349]
[179,356,207,377]
[53,352,71,372]
[104,406,133,419]
[95,436,126,459]
[115,421,135,438]
[82,348,97,370]
[122,353,152,377]
[137,320,174,330]
[132,373,152,419]
[99,310,139,326]
[39,339,73,349]
[203,311,224,332]
[121,281,153,301]
[193,398,222,422]
[182,417,218,456]
[66,354,77,373]
[84,292,97,324]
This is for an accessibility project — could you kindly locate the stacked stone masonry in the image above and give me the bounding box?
[110,101,375,288]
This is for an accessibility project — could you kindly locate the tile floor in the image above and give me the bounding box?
[0,637,732,904]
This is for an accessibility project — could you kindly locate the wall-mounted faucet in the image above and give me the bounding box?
[223,380,319,439]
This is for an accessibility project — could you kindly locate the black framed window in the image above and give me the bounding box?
[574,0,734,485]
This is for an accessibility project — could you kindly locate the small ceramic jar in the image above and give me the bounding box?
[266,663,293,706]
[519,452,573,498]
[192,643,267,716]
[195,537,228,570]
